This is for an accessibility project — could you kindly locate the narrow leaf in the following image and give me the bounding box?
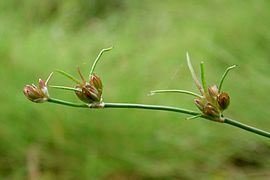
[55,69,81,84]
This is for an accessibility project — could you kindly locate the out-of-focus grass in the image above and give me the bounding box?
[1,0,270,179]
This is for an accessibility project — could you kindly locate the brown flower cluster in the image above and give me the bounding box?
[195,85,230,118]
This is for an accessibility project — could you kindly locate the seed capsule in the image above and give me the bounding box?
[75,83,102,103]
[74,67,103,103]
[217,92,230,110]
[90,74,103,95]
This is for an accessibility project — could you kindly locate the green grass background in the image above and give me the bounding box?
[1,0,270,179]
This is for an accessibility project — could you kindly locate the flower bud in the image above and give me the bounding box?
[23,79,49,103]
[75,83,102,103]
[203,103,220,117]
[90,74,103,95]
[217,92,230,110]
[74,71,104,103]
[208,85,218,98]
[194,98,204,112]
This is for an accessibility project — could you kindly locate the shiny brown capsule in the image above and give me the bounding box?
[217,92,230,110]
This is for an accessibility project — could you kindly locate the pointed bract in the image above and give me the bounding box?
[208,85,219,98]
[39,79,49,96]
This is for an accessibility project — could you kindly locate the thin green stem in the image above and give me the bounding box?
[150,89,203,98]
[186,114,202,120]
[89,47,113,78]
[200,62,207,94]
[46,99,270,138]
[186,52,204,94]
[55,69,81,84]
[218,65,236,92]
[104,103,200,116]
[224,118,270,138]
[45,72,54,85]
[48,98,87,107]
[77,67,86,83]
[49,85,81,92]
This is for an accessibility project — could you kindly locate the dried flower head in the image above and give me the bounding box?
[74,68,103,103]
[51,47,112,104]
[23,73,53,103]
[185,54,235,119]
[150,53,235,121]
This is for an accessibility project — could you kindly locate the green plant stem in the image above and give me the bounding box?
[218,65,236,92]
[89,47,113,77]
[150,89,203,98]
[186,52,204,94]
[200,62,207,93]
[48,98,88,108]
[47,98,270,138]
[224,118,270,138]
[50,85,81,92]
[48,98,199,115]
[104,103,199,116]
[45,72,54,85]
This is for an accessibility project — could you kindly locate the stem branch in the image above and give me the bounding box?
[48,98,87,108]
[104,102,199,116]
[224,118,270,138]
[47,99,270,138]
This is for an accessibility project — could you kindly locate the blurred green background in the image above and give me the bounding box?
[1,0,270,179]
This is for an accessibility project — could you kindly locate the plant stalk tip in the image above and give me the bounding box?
[200,62,207,93]
[45,72,54,85]
[186,53,204,94]
[89,47,113,77]
[218,65,237,92]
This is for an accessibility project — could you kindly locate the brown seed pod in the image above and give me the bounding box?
[90,73,103,95]
[75,68,103,103]
[217,92,230,110]
[75,83,102,103]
